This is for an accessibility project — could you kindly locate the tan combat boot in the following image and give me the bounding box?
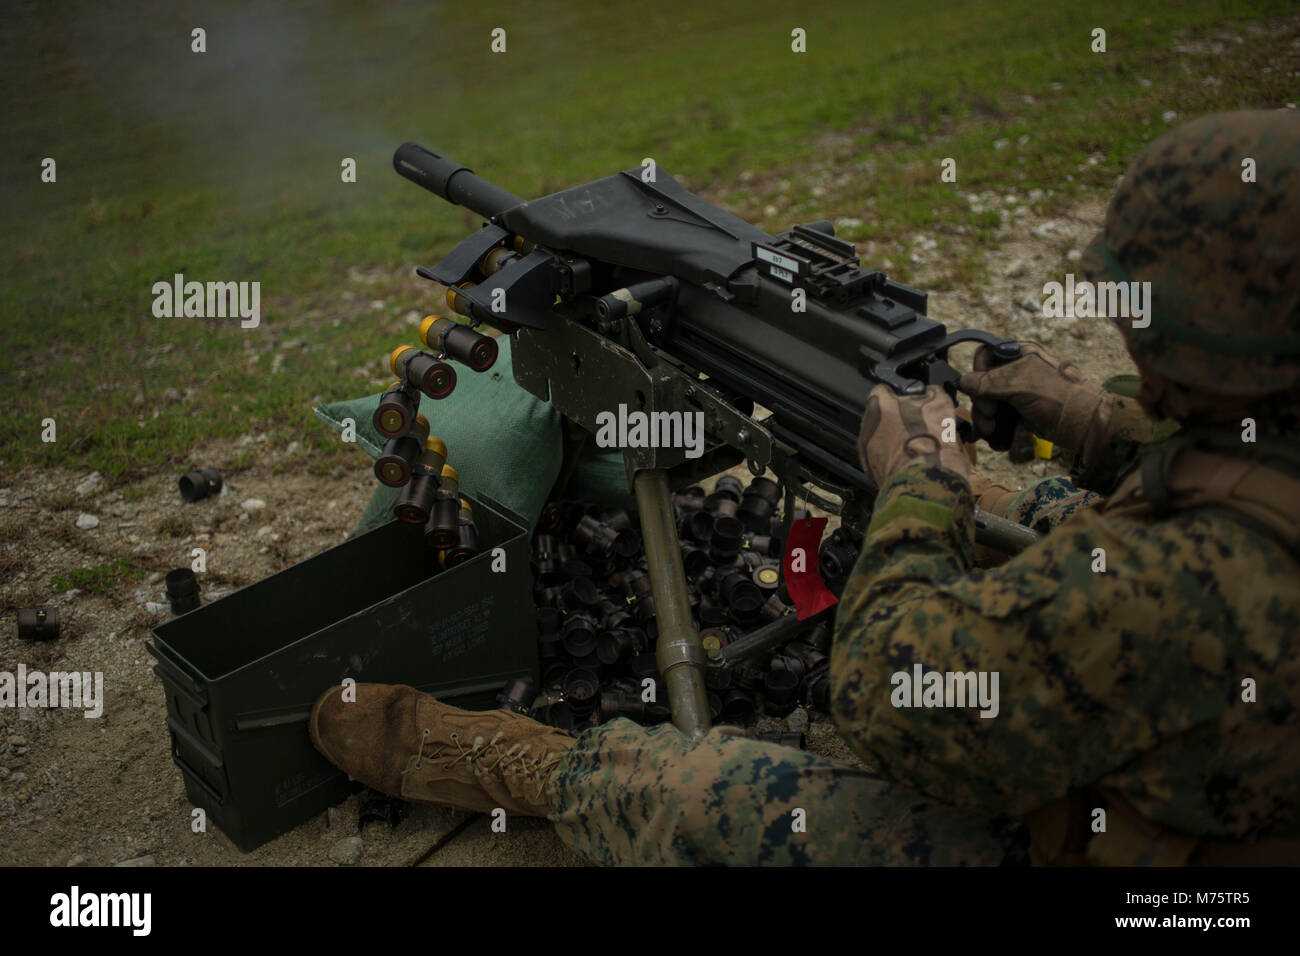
[309,683,574,817]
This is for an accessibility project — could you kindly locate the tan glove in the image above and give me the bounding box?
[967,473,1020,517]
[859,384,970,486]
[958,341,1111,461]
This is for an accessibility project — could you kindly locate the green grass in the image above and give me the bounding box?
[1,0,1295,483]
[50,557,146,594]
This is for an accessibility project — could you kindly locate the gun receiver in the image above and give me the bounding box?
[395,143,1034,544]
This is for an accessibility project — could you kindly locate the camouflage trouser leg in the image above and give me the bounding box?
[546,719,1018,865]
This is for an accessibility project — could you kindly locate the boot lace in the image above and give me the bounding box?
[412,729,564,801]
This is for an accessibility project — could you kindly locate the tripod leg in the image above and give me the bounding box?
[632,467,711,738]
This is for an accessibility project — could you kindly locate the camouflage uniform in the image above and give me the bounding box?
[539,111,1300,866]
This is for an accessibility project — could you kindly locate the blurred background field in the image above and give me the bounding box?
[2,0,1296,483]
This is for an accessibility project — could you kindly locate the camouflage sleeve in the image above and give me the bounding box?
[1071,394,1159,493]
[1003,476,1101,533]
[830,464,1231,818]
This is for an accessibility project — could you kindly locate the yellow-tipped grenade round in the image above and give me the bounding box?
[418,315,441,350]
[478,246,517,275]
[427,510,459,549]
[411,435,447,479]
[445,281,479,320]
[394,344,457,400]
[511,235,536,255]
[374,441,417,487]
[440,463,459,493]
[389,346,417,378]
[372,415,431,487]
[428,466,460,550]
[394,472,439,525]
[428,498,460,549]
[427,315,497,372]
[446,498,481,566]
[373,379,419,439]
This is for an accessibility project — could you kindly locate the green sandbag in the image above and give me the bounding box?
[314,335,634,535]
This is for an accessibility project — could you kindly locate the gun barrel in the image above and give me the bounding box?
[393,143,525,219]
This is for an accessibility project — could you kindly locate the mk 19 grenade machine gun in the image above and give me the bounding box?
[387,142,1039,738]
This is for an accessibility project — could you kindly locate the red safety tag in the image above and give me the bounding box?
[782,516,838,620]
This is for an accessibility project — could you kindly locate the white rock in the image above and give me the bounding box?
[63,589,81,602]
[1030,220,1071,239]
[256,525,274,538]
[1162,110,1178,123]
[241,498,267,513]
[74,472,103,496]
[329,836,363,866]
[786,706,810,735]
[75,513,100,530]
[145,602,169,615]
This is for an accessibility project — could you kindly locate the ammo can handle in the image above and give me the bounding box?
[170,751,226,806]
[147,641,209,707]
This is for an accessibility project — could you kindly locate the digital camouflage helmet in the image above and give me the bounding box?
[1080,110,1300,400]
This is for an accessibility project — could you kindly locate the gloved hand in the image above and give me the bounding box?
[967,472,1020,517]
[858,383,970,486]
[959,341,1110,460]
